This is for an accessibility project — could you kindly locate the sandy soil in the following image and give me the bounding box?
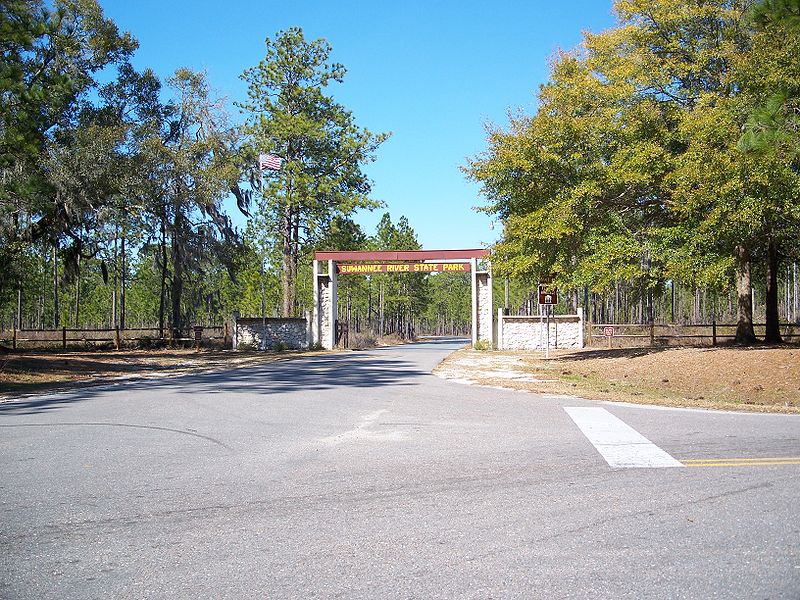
[434,345,800,413]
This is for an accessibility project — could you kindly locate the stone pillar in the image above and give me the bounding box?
[312,260,338,350]
[312,260,321,346]
[470,258,478,346]
[312,260,336,350]
[475,270,493,346]
[328,260,338,350]
[470,257,493,347]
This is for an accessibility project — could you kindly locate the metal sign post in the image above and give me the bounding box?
[604,326,614,349]
[545,304,550,359]
[538,283,558,359]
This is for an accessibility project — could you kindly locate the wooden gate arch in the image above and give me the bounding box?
[312,249,492,349]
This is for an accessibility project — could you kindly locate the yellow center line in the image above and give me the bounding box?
[681,457,800,468]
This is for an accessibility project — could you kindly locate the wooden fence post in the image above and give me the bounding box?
[712,319,717,347]
[115,326,121,350]
[12,327,17,351]
[62,326,67,350]
[649,321,655,347]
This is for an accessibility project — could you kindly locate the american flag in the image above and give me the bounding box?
[258,153,282,171]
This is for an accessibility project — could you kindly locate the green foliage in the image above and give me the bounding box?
[737,0,800,167]
[238,28,389,316]
[0,0,136,301]
[153,68,245,334]
[0,15,478,343]
[473,339,494,351]
[467,0,800,342]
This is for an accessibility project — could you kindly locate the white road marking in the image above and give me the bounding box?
[564,407,684,469]
[319,409,405,445]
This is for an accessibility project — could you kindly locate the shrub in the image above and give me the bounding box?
[377,333,405,346]
[350,332,378,349]
[473,339,494,351]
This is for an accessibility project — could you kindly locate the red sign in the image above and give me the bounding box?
[603,327,615,337]
[337,262,471,275]
[537,284,558,305]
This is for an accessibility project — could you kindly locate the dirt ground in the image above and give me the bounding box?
[0,348,327,398]
[434,345,800,413]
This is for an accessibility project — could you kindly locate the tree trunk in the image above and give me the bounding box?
[734,245,757,344]
[73,254,81,328]
[16,285,22,330]
[367,279,372,328]
[792,263,800,323]
[379,281,384,336]
[52,240,60,328]
[120,235,126,330]
[281,203,294,317]
[292,208,300,314]
[171,210,185,342]
[765,239,783,343]
[159,220,167,340]
[113,232,118,328]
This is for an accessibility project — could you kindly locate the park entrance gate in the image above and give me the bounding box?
[312,249,492,349]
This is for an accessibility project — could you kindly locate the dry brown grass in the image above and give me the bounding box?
[434,345,800,413]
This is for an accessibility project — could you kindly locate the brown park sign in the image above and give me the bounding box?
[337,262,471,275]
[538,284,558,305]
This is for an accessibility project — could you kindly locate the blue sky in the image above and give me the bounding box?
[101,0,617,250]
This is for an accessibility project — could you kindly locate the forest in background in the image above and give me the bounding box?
[468,0,800,342]
[0,3,476,342]
[2,0,798,349]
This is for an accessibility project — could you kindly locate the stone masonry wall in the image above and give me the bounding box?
[235,317,308,350]
[499,315,583,350]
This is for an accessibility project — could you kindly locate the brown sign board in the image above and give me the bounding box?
[604,326,615,337]
[337,262,472,275]
[537,284,558,305]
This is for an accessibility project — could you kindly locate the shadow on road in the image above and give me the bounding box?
[0,342,463,416]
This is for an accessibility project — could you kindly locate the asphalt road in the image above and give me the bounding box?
[1,338,799,599]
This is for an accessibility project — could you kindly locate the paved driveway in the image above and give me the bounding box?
[1,338,799,598]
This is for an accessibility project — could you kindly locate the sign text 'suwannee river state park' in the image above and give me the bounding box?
[336,263,472,275]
